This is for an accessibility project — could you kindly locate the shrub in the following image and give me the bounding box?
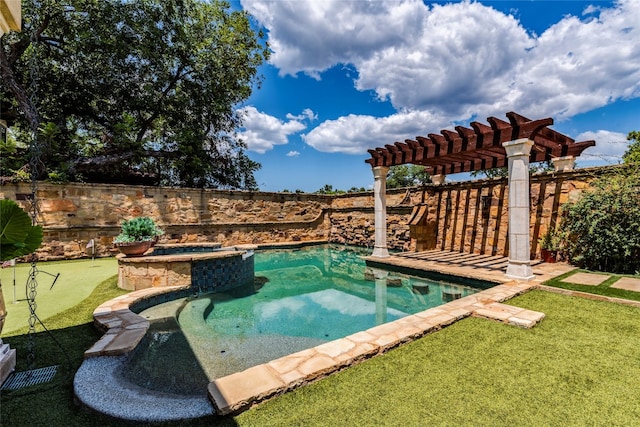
[113,217,163,243]
[561,166,640,274]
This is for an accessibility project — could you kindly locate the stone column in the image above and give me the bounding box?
[503,138,535,280]
[551,156,575,172]
[372,166,390,258]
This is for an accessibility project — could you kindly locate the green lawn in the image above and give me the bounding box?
[1,257,118,334]
[2,267,640,426]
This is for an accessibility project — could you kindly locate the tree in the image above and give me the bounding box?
[315,184,345,195]
[0,0,269,189]
[471,160,554,179]
[561,169,640,274]
[386,164,431,189]
[623,131,640,164]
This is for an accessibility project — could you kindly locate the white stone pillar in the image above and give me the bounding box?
[503,138,535,280]
[431,174,446,185]
[372,166,390,258]
[551,156,575,172]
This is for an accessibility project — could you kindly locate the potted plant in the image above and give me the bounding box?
[539,227,563,263]
[113,216,163,256]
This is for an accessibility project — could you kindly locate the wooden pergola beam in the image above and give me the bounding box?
[365,111,595,173]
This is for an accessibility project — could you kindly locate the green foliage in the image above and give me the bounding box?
[623,130,640,164]
[386,164,431,188]
[538,227,564,250]
[1,0,269,189]
[114,216,163,243]
[0,199,43,261]
[471,161,554,179]
[315,184,345,195]
[471,167,509,179]
[561,167,640,274]
[347,186,367,193]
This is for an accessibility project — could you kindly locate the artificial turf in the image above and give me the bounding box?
[2,270,640,426]
[1,257,118,334]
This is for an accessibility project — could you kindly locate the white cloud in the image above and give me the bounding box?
[242,0,427,78]
[286,150,300,157]
[286,108,318,122]
[243,0,640,154]
[574,130,628,163]
[516,0,640,119]
[302,110,450,154]
[237,106,306,153]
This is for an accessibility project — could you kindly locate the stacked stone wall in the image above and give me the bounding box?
[0,165,623,261]
[0,182,332,260]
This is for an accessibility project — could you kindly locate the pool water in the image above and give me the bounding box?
[121,245,479,395]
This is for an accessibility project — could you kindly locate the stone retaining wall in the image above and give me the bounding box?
[0,165,624,261]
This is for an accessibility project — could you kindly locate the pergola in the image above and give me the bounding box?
[365,111,595,280]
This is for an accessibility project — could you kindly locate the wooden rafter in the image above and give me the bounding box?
[365,112,596,174]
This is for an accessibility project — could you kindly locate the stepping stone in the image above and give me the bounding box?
[473,303,545,329]
[610,277,640,292]
[561,272,609,286]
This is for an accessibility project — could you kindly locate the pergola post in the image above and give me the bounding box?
[503,138,535,280]
[371,166,390,258]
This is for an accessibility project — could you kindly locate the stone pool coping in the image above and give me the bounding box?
[77,278,545,420]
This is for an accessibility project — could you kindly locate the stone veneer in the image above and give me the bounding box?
[0,164,627,260]
[117,243,255,292]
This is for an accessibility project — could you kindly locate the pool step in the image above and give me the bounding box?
[85,286,187,358]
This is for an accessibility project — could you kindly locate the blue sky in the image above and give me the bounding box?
[234,0,640,192]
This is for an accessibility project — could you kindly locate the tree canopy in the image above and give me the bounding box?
[623,131,640,164]
[386,164,431,189]
[0,0,269,189]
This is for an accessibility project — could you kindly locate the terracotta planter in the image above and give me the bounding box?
[115,240,154,257]
[540,248,558,263]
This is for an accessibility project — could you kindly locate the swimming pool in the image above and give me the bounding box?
[120,245,480,395]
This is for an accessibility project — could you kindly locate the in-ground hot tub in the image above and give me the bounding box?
[116,242,255,292]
